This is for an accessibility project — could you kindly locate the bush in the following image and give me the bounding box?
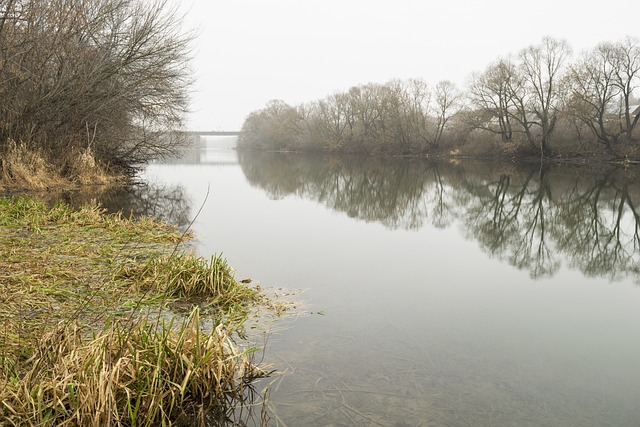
[0,0,194,181]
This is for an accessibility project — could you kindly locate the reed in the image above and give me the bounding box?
[119,252,258,307]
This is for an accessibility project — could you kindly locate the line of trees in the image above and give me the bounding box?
[239,79,462,155]
[239,36,640,160]
[0,0,193,180]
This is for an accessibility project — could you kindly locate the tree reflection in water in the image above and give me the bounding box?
[54,182,193,231]
[238,151,640,281]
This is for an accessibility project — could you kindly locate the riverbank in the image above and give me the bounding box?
[0,197,277,426]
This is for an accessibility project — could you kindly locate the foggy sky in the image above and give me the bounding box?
[174,0,639,131]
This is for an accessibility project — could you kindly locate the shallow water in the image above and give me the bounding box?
[115,136,640,425]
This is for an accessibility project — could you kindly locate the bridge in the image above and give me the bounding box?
[180,130,242,136]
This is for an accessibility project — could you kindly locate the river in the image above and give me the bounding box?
[95,136,640,426]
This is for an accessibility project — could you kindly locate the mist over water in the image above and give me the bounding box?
[97,136,640,425]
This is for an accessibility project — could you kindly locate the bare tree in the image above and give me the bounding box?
[424,80,461,149]
[238,100,302,150]
[609,37,640,141]
[516,37,572,158]
[566,43,623,153]
[467,59,517,141]
[347,84,387,149]
[385,78,433,153]
[315,93,352,148]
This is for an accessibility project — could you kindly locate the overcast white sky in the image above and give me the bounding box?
[173,0,638,131]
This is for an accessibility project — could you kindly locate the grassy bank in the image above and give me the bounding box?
[0,197,274,426]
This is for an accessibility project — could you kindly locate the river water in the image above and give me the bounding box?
[100,136,640,426]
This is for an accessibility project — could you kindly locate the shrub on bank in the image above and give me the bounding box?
[0,0,193,189]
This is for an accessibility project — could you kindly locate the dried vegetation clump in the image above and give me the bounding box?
[0,141,125,192]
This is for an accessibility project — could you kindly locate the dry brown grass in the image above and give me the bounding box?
[0,142,125,192]
[1,308,267,426]
[0,141,64,191]
[68,148,121,185]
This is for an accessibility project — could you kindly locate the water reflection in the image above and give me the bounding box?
[465,166,640,280]
[102,182,192,230]
[9,181,194,230]
[238,151,452,230]
[238,151,640,281]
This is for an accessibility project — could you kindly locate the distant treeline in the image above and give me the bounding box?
[0,0,192,184]
[239,37,640,160]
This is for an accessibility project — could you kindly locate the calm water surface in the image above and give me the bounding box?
[122,136,640,425]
